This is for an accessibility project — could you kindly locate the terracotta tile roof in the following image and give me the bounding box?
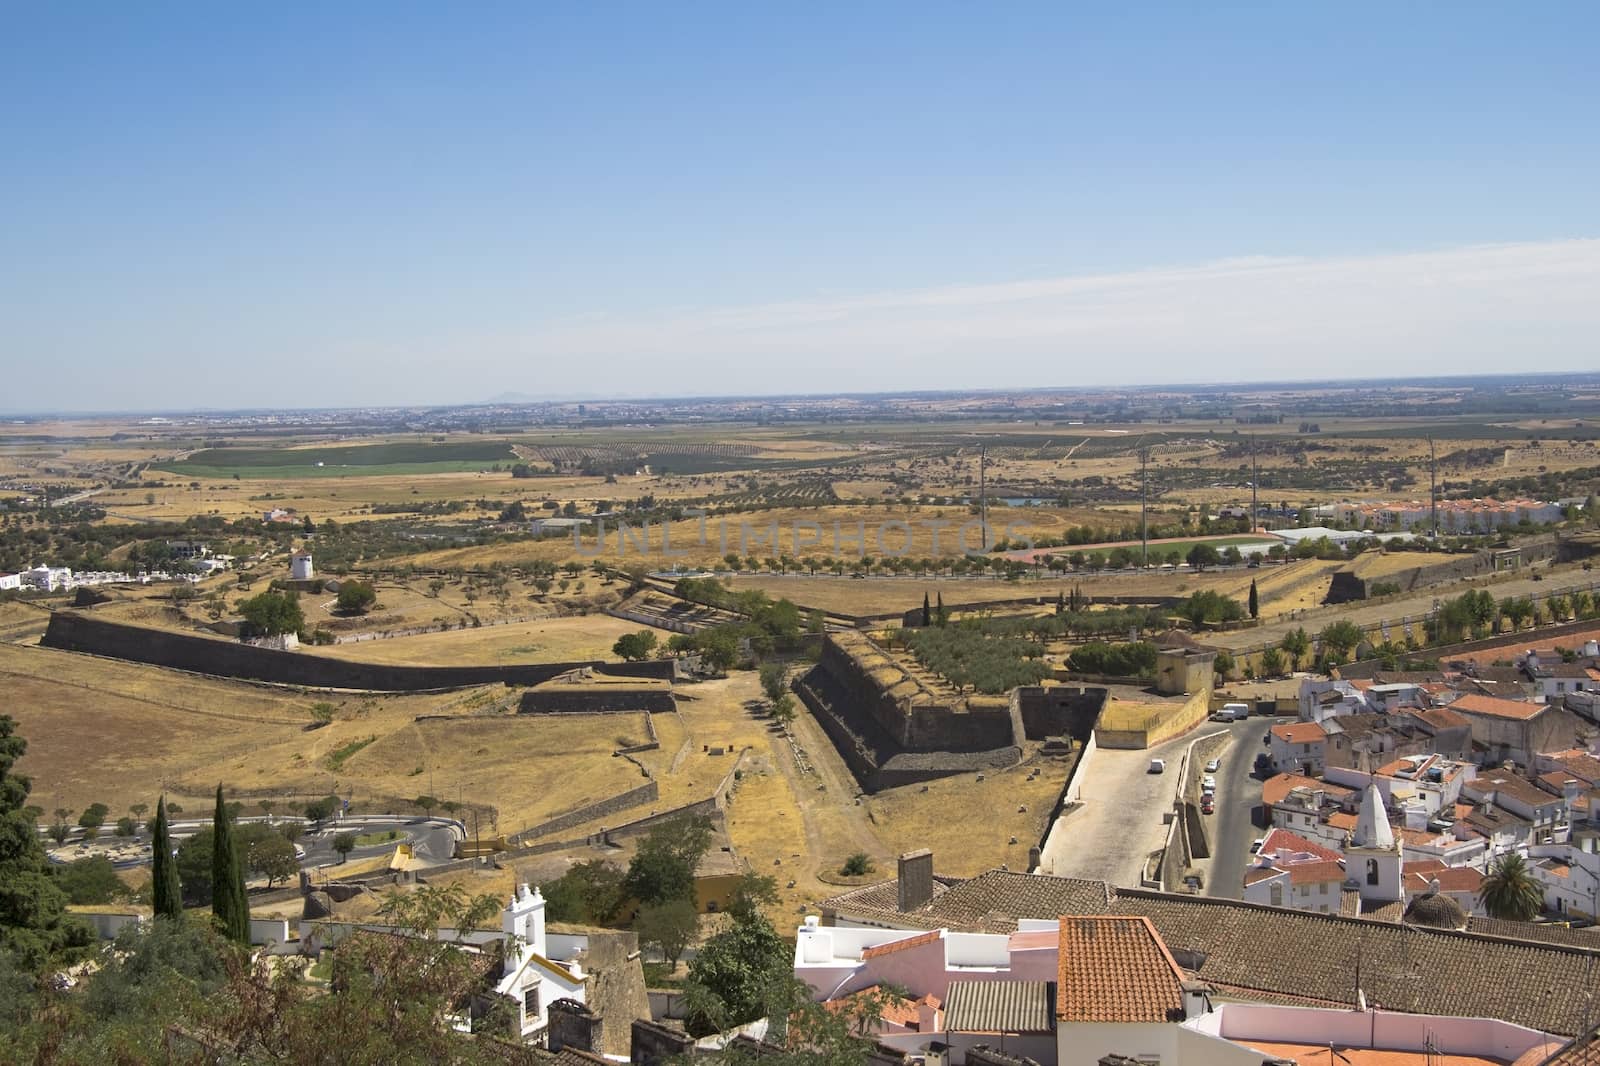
[824,985,940,1028]
[1328,811,1359,832]
[1271,721,1329,744]
[1404,866,1482,894]
[1448,693,1548,721]
[1359,899,1406,923]
[1339,889,1363,917]
[1262,772,1352,806]
[1288,860,1347,885]
[1466,771,1565,810]
[1244,866,1286,887]
[1055,916,1185,1023]
[860,928,940,960]
[823,868,1600,1034]
[1260,828,1344,863]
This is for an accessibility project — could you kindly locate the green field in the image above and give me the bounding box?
[156,440,519,478]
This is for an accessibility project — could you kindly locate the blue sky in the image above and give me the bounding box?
[3,3,1597,411]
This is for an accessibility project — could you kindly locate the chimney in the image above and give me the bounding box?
[898,849,934,912]
[1181,980,1212,1020]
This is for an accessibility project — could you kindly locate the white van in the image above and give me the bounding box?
[1221,703,1251,721]
[1148,758,1166,774]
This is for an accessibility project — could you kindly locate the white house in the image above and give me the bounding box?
[0,572,21,591]
[1268,720,1327,774]
[21,565,71,592]
[291,551,314,580]
[494,883,587,1044]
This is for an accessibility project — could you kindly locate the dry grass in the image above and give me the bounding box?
[306,614,644,666]
[723,569,1256,616]
[863,750,1071,878]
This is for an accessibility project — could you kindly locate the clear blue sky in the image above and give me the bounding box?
[3,3,1597,411]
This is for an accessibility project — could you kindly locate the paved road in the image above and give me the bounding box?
[1209,564,1600,652]
[1200,719,1276,900]
[1039,728,1211,887]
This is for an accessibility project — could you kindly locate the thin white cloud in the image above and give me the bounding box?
[473,238,1600,395]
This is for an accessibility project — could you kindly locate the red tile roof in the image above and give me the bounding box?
[1289,860,1348,885]
[1056,916,1185,1023]
[1448,693,1547,721]
[860,928,941,960]
[1260,828,1344,863]
[1271,722,1329,744]
[824,985,940,1029]
[1262,772,1353,806]
[1404,866,1483,894]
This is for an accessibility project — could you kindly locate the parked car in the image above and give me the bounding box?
[1202,775,1217,791]
[1250,837,1265,854]
[1148,758,1166,774]
[1201,799,1215,815]
[1205,758,1220,773]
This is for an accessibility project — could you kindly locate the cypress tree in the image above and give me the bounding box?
[1248,578,1260,620]
[935,592,946,627]
[211,784,249,944]
[151,794,182,920]
[921,592,931,628]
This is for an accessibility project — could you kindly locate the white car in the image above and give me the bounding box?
[1250,837,1265,854]
[1204,758,1220,773]
[1201,775,1217,791]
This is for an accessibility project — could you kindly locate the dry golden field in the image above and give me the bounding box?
[306,613,645,666]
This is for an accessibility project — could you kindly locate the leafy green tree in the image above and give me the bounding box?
[413,794,438,818]
[211,785,250,944]
[238,589,304,638]
[1478,853,1544,921]
[0,716,84,967]
[333,832,357,864]
[683,911,797,1036]
[636,897,700,971]
[624,814,715,908]
[305,794,339,822]
[1186,543,1221,571]
[727,872,781,924]
[246,828,299,888]
[177,827,217,904]
[759,662,788,703]
[840,852,872,877]
[336,579,378,614]
[151,793,182,920]
[544,859,628,925]
[1261,647,1285,677]
[771,692,797,726]
[82,917,233,1023]
[1318,620,1365,660]
[1280,627,1310,670]
[1213,651,1235,680]
[77,801,109,830]
[1176,589,1245,626]
[1248,579,1259,619]
[613,630,658,661]
[52,855,125,905]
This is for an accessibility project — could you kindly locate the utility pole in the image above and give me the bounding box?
[1251,435,1260,533]
[1140,444,1150,568]
[1429,438,1438,541]
[978,444,988,551]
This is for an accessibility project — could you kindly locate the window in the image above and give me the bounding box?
[1366,858,1380,886]
[1320,882,1329,895]
[523,984,540,1025]
[1271,884,1283,906]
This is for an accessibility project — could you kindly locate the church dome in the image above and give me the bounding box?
[1403,890,1466,930]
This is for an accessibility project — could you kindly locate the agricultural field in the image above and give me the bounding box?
[154,440,521,479]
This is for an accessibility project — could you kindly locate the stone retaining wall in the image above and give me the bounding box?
[40,610,675,691]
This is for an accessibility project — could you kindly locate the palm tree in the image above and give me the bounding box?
[1478,853,1544,921]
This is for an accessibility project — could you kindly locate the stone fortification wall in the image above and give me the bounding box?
[517,685,677,715]
[817,632,1021,753]
[507,782,660,846]
[1327,535,1572,604]
[40,611,674,691]
[1014,685,1108,742]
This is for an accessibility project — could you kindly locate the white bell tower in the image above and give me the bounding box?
[1348,784,1402,904]
[501,883,547,976]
